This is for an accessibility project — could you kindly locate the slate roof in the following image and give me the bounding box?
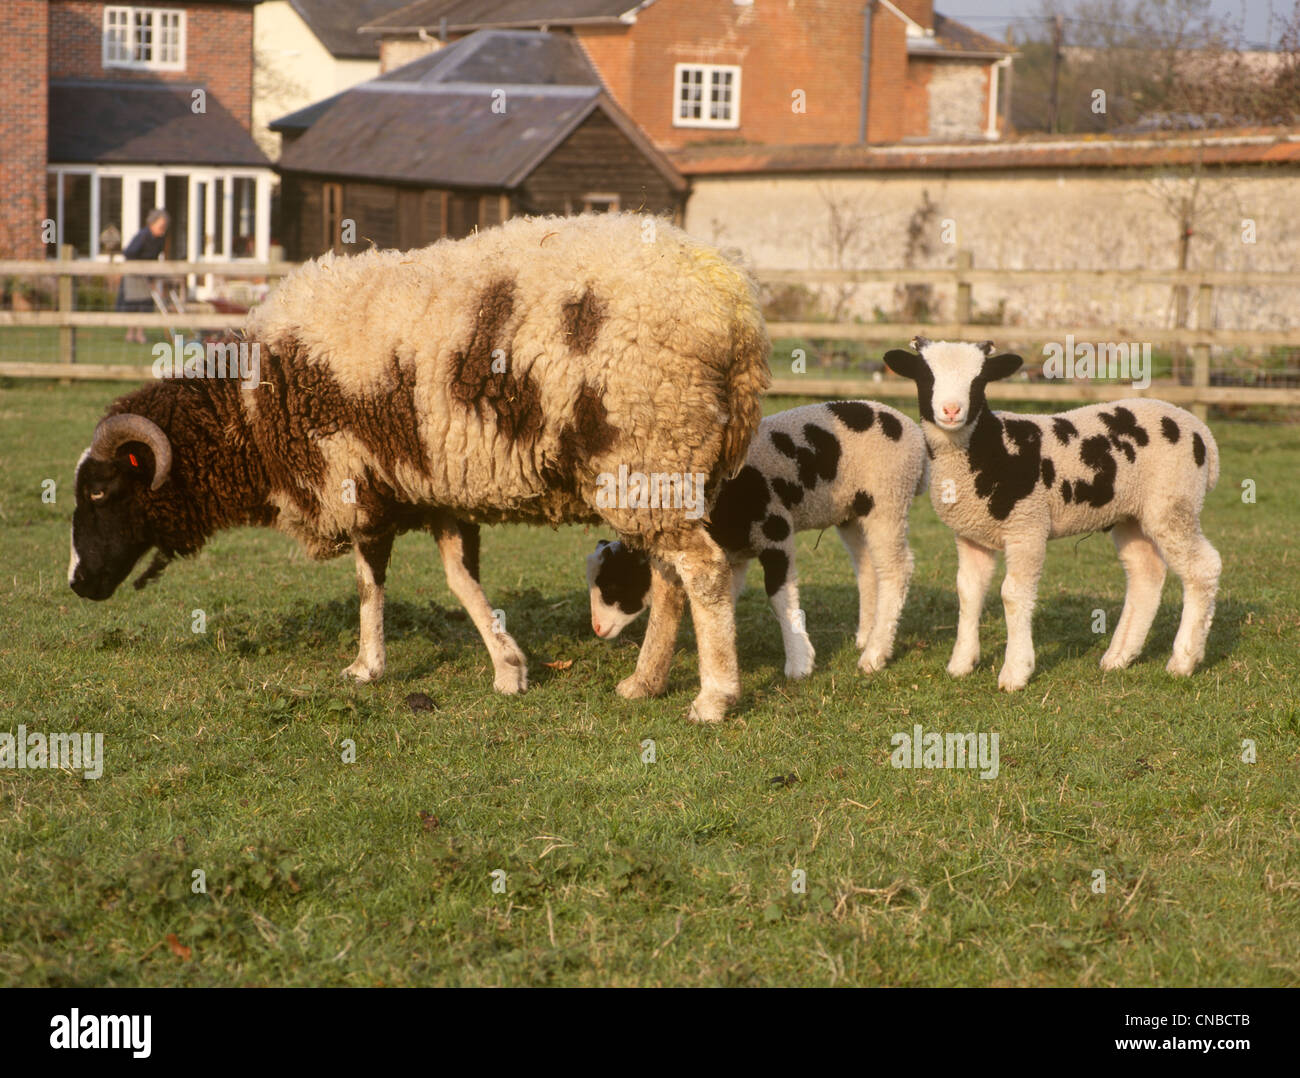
[49,81,271,166]
[360,0,650,34]
[909,13,1014,59]
[289,0,413,59]
[668,128,1300,176]
[273,30,684,190]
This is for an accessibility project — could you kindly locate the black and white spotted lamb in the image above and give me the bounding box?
[884,337,1221,691]
[587,401,929,678]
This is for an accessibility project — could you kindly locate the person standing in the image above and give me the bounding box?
[116,209,170,344]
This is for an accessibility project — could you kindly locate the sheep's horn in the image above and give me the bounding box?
[90,414,172,491]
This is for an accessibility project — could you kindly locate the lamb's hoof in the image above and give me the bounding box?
[855,632,871,651]
[1166,652,1199,677]
[342,659,383,684]
[617,673,665,699]
[784,658,814,680]
[947,653,978,678]
[997,661,1033,692]
[687,691,733,725]
[1099,650,1133,672]
[857,648,889,674]
[492,656,528,694]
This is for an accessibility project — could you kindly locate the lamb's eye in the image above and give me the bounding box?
[89,488,107,502]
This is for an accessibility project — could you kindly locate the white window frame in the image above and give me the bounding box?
[673,63,741,129]
[103,6,186,72]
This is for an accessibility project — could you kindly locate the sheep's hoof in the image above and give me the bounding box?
[1099,650,1133,672]
[687,692,732,725]
[616,673,664,699]
[342,659,383,683]
[857,648,889,674]
[492,655,528,694]
[1165,653,1199,677]
[997,662,1032,692]
[947,653,978,678]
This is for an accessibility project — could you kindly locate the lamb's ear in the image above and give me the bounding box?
[884,349,926,381]
[982,353,1023,382]
[909,335,932,352]
[977,340,996,356]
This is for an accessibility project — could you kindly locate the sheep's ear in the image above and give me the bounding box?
[909,335,932,352]
[977,340,996,356]
[982,353,1023,381]
[884,349,926,381]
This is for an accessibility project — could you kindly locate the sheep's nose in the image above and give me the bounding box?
[592,618,604,637]
[941,402,963,421]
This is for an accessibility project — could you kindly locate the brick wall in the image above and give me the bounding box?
[0,0,49,258]
[577,0,925,149]
[50,1,255,128]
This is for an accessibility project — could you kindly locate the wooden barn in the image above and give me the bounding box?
[271,28,687,259]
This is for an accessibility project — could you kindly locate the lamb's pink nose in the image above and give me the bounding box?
[941,402,962,421]
[592,619,604,637]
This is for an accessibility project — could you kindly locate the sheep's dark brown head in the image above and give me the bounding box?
[69,414,173,600]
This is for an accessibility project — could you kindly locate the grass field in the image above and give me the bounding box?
[1,380,1297,987]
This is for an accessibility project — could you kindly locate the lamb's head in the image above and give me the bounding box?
[69,414,173,600]
[884,337,1023,435]
[586,540,652,639]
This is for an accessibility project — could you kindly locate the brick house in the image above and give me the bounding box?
[271,29,686,261]
[0,0,275,263]
[361,0,1013,150]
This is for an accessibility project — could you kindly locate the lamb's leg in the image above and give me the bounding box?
[857,514,916,673]
[1101,518,1167,671]
[949,535,997,677]
[343,531,394,683]
[664,529,740,724]
[434,517,528,694]
[1146,512,1221,676]
[760,544,814,679]
[730,559,749,607]
[617,558,685,700]
[998,536,1046,692]
[836,520,877,653]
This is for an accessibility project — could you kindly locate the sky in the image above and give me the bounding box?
[935,0,1292,49]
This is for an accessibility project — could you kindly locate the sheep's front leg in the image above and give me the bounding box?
[617,559,685,700]
[760,547,814,679]
[998,536,1046,692]
[343,532,394,683]
[668,530,741,724]
[949,535,997,677]
[434,518,528,694]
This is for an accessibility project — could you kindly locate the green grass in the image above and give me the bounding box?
[1,381,1297,987]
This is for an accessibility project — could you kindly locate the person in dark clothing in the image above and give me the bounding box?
[116,208,170,343]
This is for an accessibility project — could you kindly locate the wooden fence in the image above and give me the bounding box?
[2,251,1298,412]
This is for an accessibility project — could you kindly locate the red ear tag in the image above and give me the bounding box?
[129,453,139,468]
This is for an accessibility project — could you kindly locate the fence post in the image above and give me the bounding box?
[1193,281,1212,421]
[58,243,76,378]
[956,249,973,327]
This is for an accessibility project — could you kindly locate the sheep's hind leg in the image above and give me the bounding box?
[854,512,916,673]
[836,520,877,654]
[997,535,1046,692]
[617,558,685,700]
[434,517,528,694]
[667,530,741,724]
[343,532,394,683]
[1100,519,1166,671]
[949,535,997,677]
[1147,512,1221,677]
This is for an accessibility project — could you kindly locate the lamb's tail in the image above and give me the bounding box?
[1203,425,1221,493]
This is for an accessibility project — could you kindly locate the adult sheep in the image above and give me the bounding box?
[884,337,1220,691]
[68,213,772,724]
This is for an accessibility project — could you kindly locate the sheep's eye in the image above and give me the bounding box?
[89,488,107,502]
